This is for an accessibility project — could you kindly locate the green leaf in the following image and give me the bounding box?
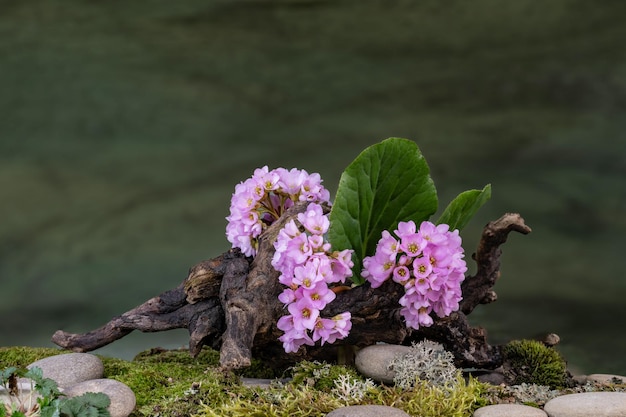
[59,392,111,417]
[0,366,18,384]
[436,184,491,231]
[24,367,61,399]
[329,138,437,284]
[40,399,61,417]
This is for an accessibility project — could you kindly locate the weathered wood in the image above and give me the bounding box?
[51,284,224,355]
[184,253,229,304]
[52,209,531,372]
[460,213,532,315]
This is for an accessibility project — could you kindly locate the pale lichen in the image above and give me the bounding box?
[331,374,376,404]
[389,340,460,389]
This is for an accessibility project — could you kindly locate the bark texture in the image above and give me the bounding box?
[52,206,531,371]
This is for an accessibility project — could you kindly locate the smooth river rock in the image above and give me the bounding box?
[587,374,626,384]
[27,353,104,389]
[474,403,547,417]
[543,392,626,417]
[63,378,136,417]
[354,344,411,384]
[327,405,411,417]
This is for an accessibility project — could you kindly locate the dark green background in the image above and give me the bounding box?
[1,0,625,374]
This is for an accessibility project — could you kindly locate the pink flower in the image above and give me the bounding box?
[399,232,425,257]
[302,281,335,310]
[293,261,323,289]
[412,256,432,279]
[288,294,320,331]
[308,235,326,251]
[300,172,330,202]
[277,314,295,333]
[277,167,308,195]
[418,221,449,245]
[395,221,416,238]
[297,203,329,235]
[363,219,467,330]
[362,251,395,288]
[377,230,399,261]
[278,288,299,305]
[226,167,330,257]
[273,201,354,352]
[413,275,430,294]
[331,312,352,338]
[258,169,281,191]
[329,249,354,283]
[312,318,336,343]
[285,233,313,265]
[279,327,314,353]
[392,265,410,284]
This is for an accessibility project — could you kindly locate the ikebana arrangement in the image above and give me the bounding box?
[51,137,532,373]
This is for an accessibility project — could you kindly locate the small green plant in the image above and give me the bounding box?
[385,376,488,417]
[502,339,568,389]
[0,366,110,417]
[389,340,461,389]
[288,361,363,392]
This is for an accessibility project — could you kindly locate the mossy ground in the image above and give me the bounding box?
[0,346,487,417]
[2,345,625,416]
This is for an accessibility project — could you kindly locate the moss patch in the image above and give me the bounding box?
[502,339,569,389]
[0,346,64,368]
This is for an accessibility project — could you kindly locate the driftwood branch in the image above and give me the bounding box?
[460,213,532,315]
[52,209,531,371]
[52,284,224,356]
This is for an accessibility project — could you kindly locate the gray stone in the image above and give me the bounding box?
[64,378,136,417]
[27,353,104,389]
[587,374,626,384]
[473,403,547,417]
[326,404,411,417]
[544,392,626,417]
[354,344,411,384]
[571,374,589,385]
[472,369,506,386]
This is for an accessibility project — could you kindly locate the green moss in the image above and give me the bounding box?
[382,376,488,417]
[502,340,568,389]
[0,346,66,367]
[0,347,488,416]
[195,374,487,417]
[100,347,234,416]
[132,347,220,366]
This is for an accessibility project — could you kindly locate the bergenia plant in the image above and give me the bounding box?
[271,202,353,353]
[226,166,331,257]
[361,220,467,329]
[226,137,491,353]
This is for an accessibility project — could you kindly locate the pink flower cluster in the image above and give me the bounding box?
[226,166,331,257]
[362,220,467,330]
[272,203,354,353]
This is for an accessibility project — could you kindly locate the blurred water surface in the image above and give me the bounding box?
[1,0,625,373]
